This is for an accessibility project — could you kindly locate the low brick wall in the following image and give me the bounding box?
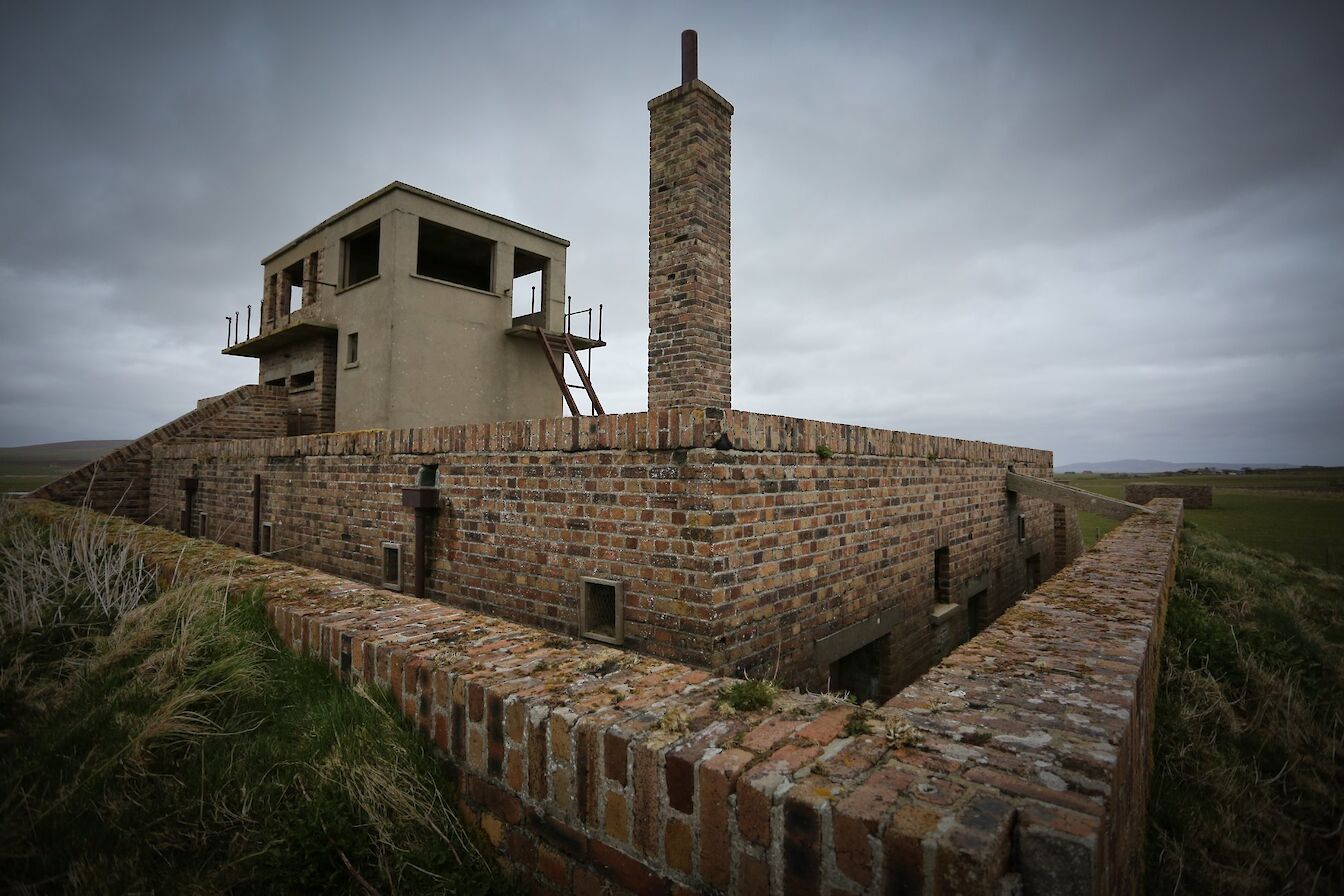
[32,384,287,520]
[1123,483,1212,509]
[23,497,1181,895]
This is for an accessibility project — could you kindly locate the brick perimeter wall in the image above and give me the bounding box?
[145,408,1060,688]
[22,497,1181,895]
[32,384,287,520]
[1123,483,1213,509]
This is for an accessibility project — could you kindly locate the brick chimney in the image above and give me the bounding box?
[647,30,733,412]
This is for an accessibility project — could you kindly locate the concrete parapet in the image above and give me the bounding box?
[1124,483,1213,509]
[22,496,1182,895]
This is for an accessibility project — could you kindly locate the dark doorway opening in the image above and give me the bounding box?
[832,634,888,703]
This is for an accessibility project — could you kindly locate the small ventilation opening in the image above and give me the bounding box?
[831,634,887,703]
[417,464,439,487]
[260,522,274,555]
[195,511,208,538]
[579,577,623,644]
[382,542,403,591]
[1017,513,1027,544]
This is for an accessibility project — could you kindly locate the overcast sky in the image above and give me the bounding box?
[1,1,1340,465]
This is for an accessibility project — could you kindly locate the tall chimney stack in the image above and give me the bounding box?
[647,30,733,413]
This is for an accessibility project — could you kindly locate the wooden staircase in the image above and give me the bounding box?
[536,330,604,416]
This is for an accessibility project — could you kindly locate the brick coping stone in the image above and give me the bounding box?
[21,497,1181,895]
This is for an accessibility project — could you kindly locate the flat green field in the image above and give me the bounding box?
[1059,469,1344,572]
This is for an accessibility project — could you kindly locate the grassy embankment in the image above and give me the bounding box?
[1058,468,1344,571]
[0,501,513,895]
[1147,522,1344,893]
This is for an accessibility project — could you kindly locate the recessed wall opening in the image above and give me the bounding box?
[284,259,304,312]
[416,218,493,290]
[579,577,623,645]
[967,589,988,637]
[417,464,439,487]
[1026,553,1042,592]
[831,634,887,704]
[381,542,403,591]
[512,249,547,319]
[264,376,286,387]
[1017,513,1027,543]
[342,221,380,288]
[933,546,950,604]
[289,370,315,391]
[260,521,274,555]
[195,511,208,538]
[346,332,359,366]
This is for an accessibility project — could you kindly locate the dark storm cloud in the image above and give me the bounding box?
[1,0,1340,464]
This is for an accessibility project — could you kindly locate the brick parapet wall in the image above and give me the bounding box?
[33,384,287,520]
[1123,483,1213,509]
[20,498,1181,895]
[153,408,1051,468]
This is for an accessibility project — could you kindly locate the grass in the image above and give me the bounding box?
[1060,469,1344,571]
[1,502,513,895]
[716,678,778,712]
[1146,522,1344,894]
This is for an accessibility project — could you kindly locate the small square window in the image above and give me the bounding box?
[382,542,403,591]
[346,332,359,366]
[342,222,380,288]
[260,522,274,555]
[579,577,623,645]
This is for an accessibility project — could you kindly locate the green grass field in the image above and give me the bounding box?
[1060,468,1344,572]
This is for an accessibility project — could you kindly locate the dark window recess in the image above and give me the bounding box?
[382,543,402,590]
[416,218,493,290]
[284,259,304,312]
[260,522,274,554]
[195,512,208,538]
[417,464,438,487]
[264,376,286,387]
[289,370,315,391]
[832,634,887,704]
[968,589,988,637]
[933,546,950,603]
[579,577,623,644]
[1026,554,1042,592]
[1017,513,1027,543]
[343,222,380,287]
[346,332,359,365]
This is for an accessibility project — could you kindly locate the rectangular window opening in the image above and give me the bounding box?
[195,511,208,539]
[346,332,359,366]
[284,259,304,312]
[381,542,403,591]
[260,522,274,555]
[933,546,950,604]
[342,221,380,288]
[579,577,623,645]
[1017,513,1027,544]
[830,634,888,704]
[967,589,988,637]
[416,218,494,291]
[264,376,286,387]
[289,370,315,392]
[1026,554,1042,592]
[512,249,547,320]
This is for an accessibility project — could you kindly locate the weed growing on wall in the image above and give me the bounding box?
[0,505,514,895]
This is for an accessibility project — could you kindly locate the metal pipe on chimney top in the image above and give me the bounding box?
[681,29,697,84]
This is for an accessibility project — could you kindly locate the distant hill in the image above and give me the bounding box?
[1057,459,1300,474]
[0,440,131,474]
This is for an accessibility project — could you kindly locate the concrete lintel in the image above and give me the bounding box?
[815,606,900,666]
[1006,471,1154,521]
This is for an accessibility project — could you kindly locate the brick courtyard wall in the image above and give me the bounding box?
[145,408,1066,692]
[33,384,287,521]
[22,496,1181,895]
[1123,482,1213,509]
[1053,504,1084,572]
